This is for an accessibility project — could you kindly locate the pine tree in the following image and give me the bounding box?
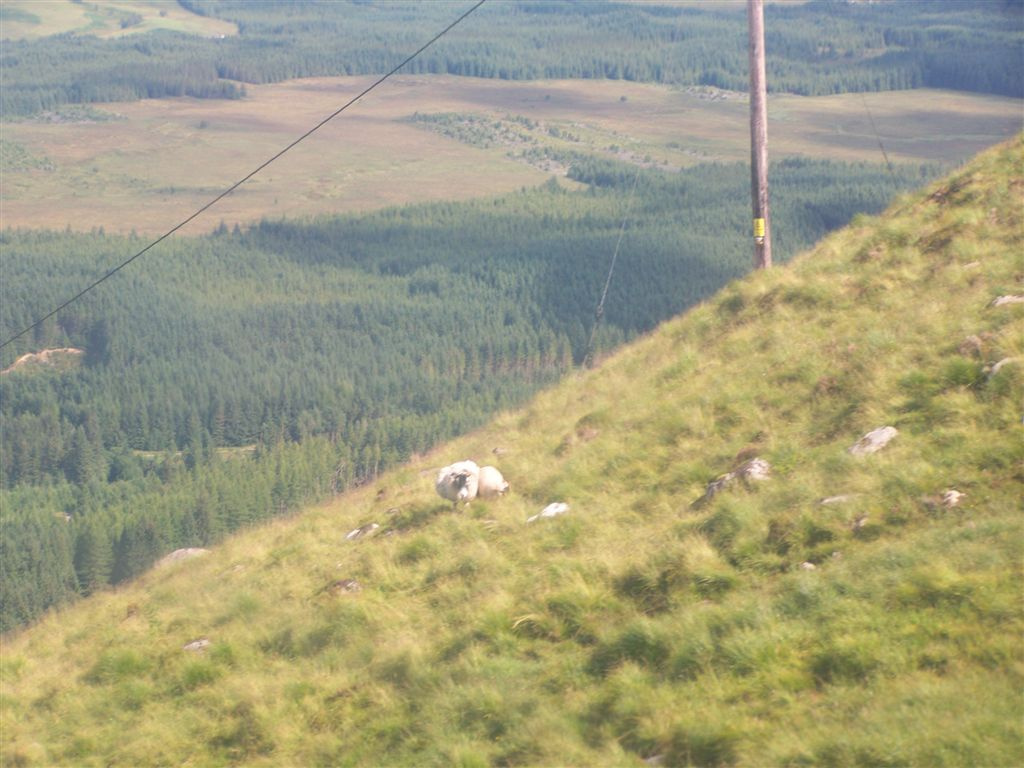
[73,519,114,596]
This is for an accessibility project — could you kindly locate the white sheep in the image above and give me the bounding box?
[476,465,510,499]
[435,460,480,506]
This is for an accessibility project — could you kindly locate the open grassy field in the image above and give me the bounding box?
[2,135,1020,767]
[2,76,1020,235]
[0,0,236,41]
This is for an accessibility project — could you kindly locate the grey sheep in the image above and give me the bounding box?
[435,460,480,505]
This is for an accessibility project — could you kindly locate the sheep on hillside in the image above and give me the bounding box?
[435,460,480,506]
[476,465,510,499]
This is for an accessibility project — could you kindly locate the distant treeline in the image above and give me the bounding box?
[0,156,944,631]
[2,0,1020,116]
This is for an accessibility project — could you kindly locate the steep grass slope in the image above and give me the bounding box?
[2,136,1022,767]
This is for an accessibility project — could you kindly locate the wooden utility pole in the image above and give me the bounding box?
[748,0,772,268]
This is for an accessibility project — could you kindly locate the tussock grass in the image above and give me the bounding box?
[2,136,1023,766]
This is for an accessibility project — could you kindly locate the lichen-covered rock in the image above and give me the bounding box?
[987,357,1017,377]
[345,523,379,541]
[942,489,965,507]
[155,548,209,568]
[330,579,362,594]
[692,458,771,508]
[991,295,1024,307]
[527,502,569,523]
[820,494,858,505]
[736,457,770,482]
[848,426,898,456]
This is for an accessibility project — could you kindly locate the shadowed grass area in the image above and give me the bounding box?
[1,136,1022,766]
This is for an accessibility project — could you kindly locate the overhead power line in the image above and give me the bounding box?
[0,0,488,353]
[582,162,643,369]
[860,92,895,176]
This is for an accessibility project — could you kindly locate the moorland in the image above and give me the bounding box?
[3,77,1021,235]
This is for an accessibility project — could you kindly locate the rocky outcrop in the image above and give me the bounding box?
[527,502,569,523]
[345,523,380,541]
[990,295,1024,307]
[848,427,898,456]
[155,548,209,567]
[692,458,770,509]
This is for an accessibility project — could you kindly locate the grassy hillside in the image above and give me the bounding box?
[2,136,1022,767]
